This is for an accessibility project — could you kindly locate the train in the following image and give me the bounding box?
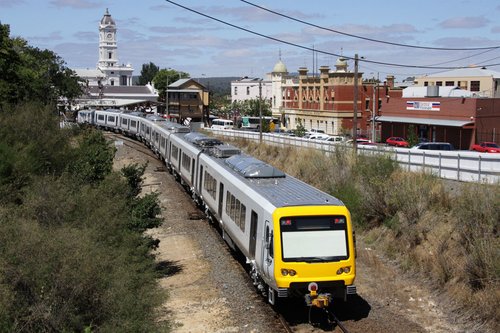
[77,108,357,308]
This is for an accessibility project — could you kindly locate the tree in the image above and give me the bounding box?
[152,68,190,113]
[0,23,81,109]
[137,62,159,86]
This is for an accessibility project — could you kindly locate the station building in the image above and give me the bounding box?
[73,9,157,110]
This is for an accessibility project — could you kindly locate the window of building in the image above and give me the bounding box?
[365,99,370,110]
[110,80,114,86]
[234,86,238,95]
[436,81,442,86]
[424,81,429,86]
[471,81,480,92]
[246,87,250,95]
[458,81,468,89]
[108,52,112,59]
[445,81,454,86]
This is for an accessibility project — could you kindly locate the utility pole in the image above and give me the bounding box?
[353,54,359,155]
[259,79,263,143]
[372,74,378,143]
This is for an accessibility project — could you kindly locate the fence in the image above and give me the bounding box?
[209,129,500,184]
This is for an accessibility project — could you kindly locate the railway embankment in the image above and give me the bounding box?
[228,137,499,333]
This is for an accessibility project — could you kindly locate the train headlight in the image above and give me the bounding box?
[336,268,343,275]
[343,266,350,273]
[281,269,297,276]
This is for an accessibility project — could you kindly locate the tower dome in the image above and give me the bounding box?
[100,8,115,26]
[335,57,348,72]
[272,59,288,74]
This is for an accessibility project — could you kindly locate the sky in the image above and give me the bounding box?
[2,0,500,81]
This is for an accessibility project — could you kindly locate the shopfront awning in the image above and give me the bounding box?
[376,116,473,127]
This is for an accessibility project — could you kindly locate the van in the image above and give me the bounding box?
[411,142,454,150]
[211,119,233,130]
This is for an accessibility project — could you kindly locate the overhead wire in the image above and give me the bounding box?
[164,0,500,69]
[240,0,500,51]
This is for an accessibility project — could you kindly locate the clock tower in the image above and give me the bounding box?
[98,8,117,68]
[97,8,133,86]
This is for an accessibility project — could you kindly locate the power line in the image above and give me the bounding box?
[164,0,500,69]
[240,0,500,51]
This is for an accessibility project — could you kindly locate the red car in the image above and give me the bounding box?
[386,137,409,147]
[471,142,500,153]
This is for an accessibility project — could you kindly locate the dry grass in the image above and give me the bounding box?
[224,138,499,331]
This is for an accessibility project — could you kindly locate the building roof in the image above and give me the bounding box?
[422,67,500,79]
[169,78,191,87]
[377,116,473,127]
[89,85,155,94]
[73,68,106,78]
[402,86,473,98]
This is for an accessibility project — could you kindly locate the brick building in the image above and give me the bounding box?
[378,83,500,149]
[272,58,387,137]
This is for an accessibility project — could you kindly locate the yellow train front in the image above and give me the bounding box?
[270,205,356,307]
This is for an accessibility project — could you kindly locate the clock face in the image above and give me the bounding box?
[106,33,112,40]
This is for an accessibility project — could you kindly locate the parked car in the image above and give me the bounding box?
[471,142,500,153]
[309,133,331,140]
[324,135,347,143]
[411,142,454,150]
[386,136,409,147]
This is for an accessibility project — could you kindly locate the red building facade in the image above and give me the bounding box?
[378,87,500,149]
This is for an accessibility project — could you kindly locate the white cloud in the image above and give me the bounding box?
[439,16,489,29]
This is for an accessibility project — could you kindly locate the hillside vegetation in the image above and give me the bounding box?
[232,138,499,331]
[0,104,167,333]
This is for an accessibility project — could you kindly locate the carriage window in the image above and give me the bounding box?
[98,115,105,121]
[122,118,128,125]
[225,191,246,232]
[130,120,137,127]
[107,116,115,122]
[182,153,190,171]
[203,171,217,199]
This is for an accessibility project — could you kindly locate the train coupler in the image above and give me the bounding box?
[305,282,331,308]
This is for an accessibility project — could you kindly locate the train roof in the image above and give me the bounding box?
[207,150,344,208]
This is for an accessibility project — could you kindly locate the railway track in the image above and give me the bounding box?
[106,130,352,333]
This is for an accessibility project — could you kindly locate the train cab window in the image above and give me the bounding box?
[280,216,348,262]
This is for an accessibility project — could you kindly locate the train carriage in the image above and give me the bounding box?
[95,109,121,130]
[76,109,95,124]
[77,108,356,308]
[118,112,143,137]
[196,146,356,305]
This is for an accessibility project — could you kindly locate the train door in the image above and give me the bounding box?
[191,159,195,185]
[249,210,258,259]
[218,183,224,218]
[262,220,274,279]
[198,165,204,194]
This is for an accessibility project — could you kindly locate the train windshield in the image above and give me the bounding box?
[280,216,348,262]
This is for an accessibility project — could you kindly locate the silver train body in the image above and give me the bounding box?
[77,109,356,307]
